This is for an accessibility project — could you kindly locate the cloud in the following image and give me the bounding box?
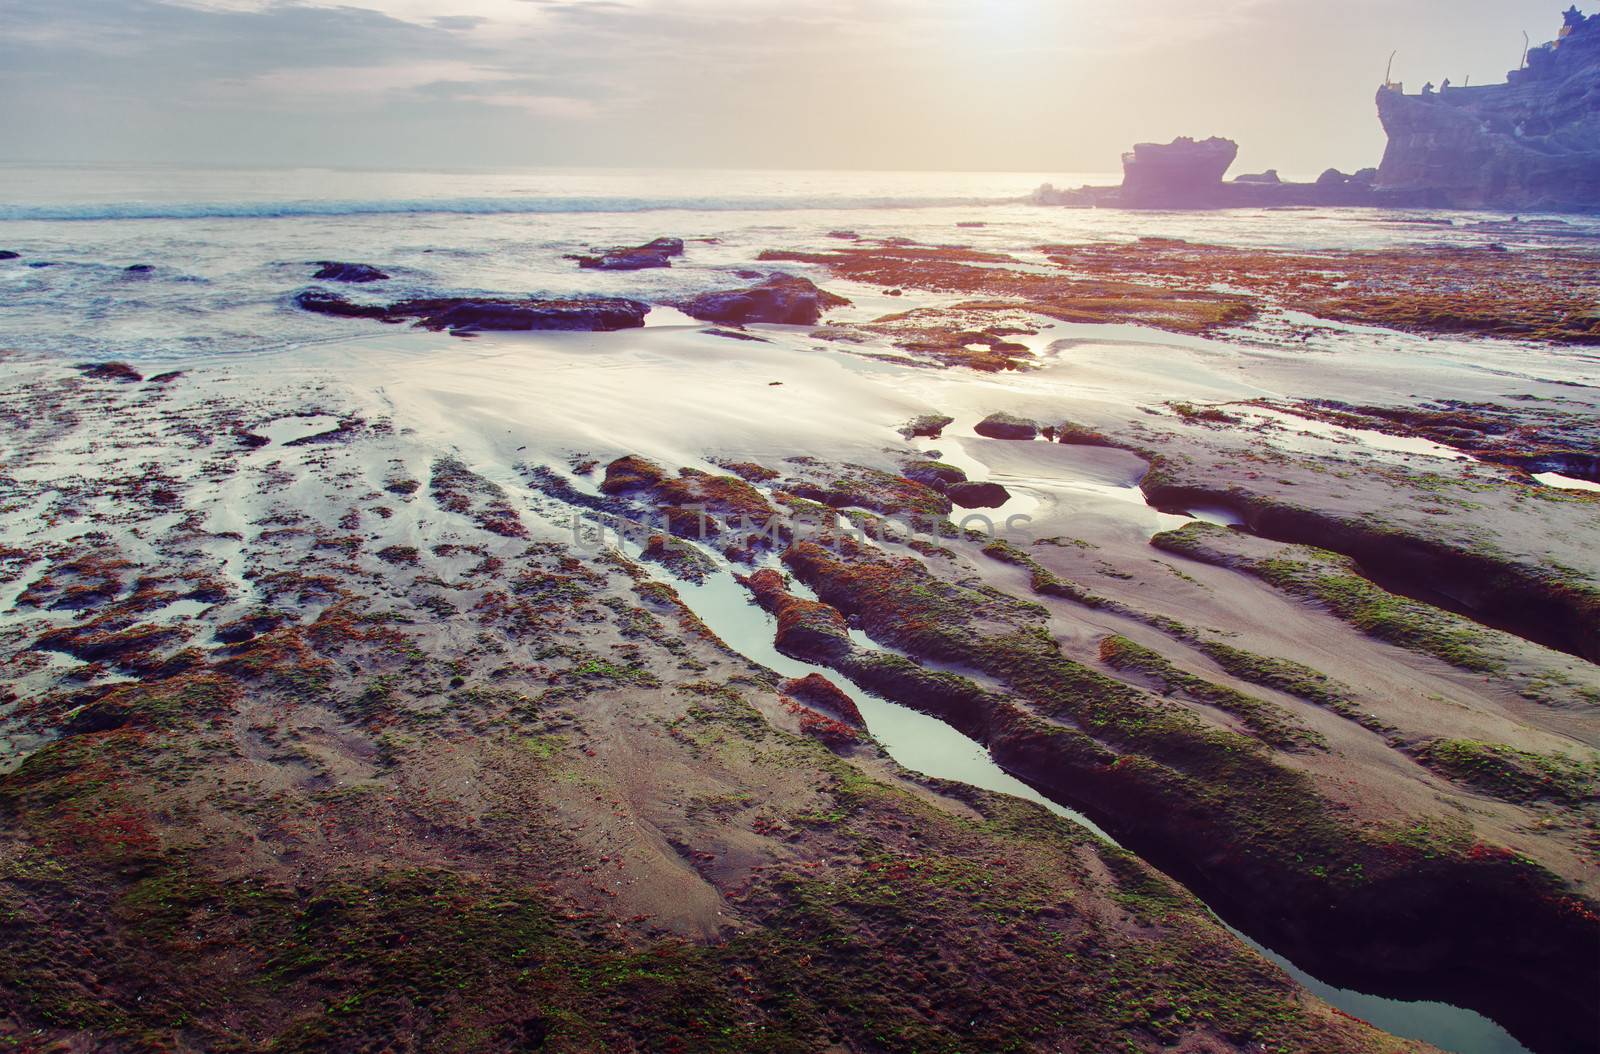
[215,60,524,106]
[453,93,601,118]
[0,0,1575,169]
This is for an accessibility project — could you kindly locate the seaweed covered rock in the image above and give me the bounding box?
[599,455,668,496]
[678,273,850,326]
[781,460,953,518]
[640,534,717,583]
[974,412,1039,441]
[1051,419,1116,447]
[600,455,777,541]
[780,672,865,726]
[742,569,852,661]
[899,414,955,439]
[902,460,967,491]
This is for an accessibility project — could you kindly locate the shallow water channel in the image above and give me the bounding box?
[519,472,1530,1054]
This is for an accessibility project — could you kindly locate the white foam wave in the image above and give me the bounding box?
[0,194,1017,223]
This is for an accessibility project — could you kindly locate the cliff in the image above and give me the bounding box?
[1376,9,1600,209]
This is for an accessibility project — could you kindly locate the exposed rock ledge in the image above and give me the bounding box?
[294,290,649,332]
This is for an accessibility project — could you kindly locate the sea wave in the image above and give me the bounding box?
[0,194,1019,223]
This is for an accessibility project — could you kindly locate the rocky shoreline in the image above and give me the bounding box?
[3,204,1597,1054]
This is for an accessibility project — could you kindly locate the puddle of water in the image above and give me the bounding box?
[1187,504,1246,527]
[257,415,341,447]
[665,563,1110,839]
[1245,406,1470,461]
[146,597,216,623]
[1533,471,1600,493]
[1222,922,1531,1054]
[909,427,1045,525]
[643,305,702,328]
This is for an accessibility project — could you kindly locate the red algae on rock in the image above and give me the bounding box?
[780,673,865,727]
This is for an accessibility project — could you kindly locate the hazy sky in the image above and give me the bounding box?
[0,0,1588,174]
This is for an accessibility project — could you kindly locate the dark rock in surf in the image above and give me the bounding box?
[946,481,1011,509]
[399,297,649,333]
[569,237,684,271]
[678,273,850,326]
[0,251,19,260]
[314,261,390,283]
[1234,169,1281,184]
[294,289,392,320]
[75,362,143,384]
[974,412,1040,441]
[293,289,649,332]
[642,237,685,255]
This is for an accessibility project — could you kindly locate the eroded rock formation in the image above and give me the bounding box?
[1119,137,1239,207]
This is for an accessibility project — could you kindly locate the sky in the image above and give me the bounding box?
[0,0,1589,175]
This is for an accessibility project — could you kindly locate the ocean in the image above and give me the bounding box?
[4,162,1595,363]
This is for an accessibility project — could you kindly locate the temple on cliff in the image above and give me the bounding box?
[1373,6,1600,208]
[1033,6,1598,211]
[1514,5,1598,81]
